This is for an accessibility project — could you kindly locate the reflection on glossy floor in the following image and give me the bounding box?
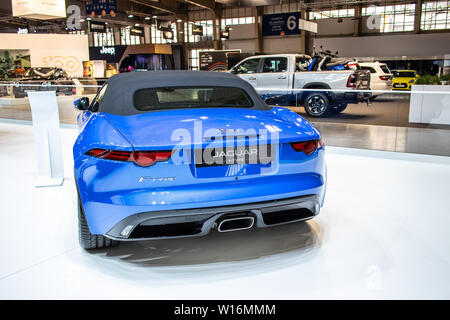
[314,122,450,156]
[1,121,450,299]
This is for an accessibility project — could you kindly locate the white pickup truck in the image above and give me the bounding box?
[229,54,371,117]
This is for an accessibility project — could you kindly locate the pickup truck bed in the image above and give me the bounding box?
[229,54,371,117]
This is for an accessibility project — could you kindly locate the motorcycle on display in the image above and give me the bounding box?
[307,46,360,72]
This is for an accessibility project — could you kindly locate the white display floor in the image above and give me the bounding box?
[1,121,450,299]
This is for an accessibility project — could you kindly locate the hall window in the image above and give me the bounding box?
[69,30,85,35]
[362,4,416,32]
[184,20,213,43]
[221,16,255,29]
[93,28,114,47]
[309,9,355,20]
[120,26,141,45]
[421,1,450,30]
[151,23,177,44]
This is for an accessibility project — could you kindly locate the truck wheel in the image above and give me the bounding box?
[333,103,347,113]
[78,193,119,250]
[304,92,330,117]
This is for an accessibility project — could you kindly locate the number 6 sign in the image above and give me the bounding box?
[262,12,302,36]
[287,15,297,30]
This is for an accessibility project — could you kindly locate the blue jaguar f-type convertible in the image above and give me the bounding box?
[73,71,326,249]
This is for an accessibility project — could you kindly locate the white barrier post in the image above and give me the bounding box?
[27,91,64,187]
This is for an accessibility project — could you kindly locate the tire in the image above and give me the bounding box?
[304,92,330,117]
[333,103,347,114]
[78,194,119,250]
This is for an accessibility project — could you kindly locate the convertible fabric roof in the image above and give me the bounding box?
[98,70,270,116]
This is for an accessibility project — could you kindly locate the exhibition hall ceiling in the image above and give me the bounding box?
[0,0,412,32]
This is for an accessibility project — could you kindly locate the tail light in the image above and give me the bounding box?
[290,139,323,155]
[85,148,172,167]
[379,75,390,81]
[348,62,359,69]
[347,74,357,87]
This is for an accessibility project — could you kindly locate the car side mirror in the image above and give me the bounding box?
[230,68,237,74]
[74,97,90,110]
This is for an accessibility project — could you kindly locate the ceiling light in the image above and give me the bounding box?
[86,17,92,20]
[152,15,157,18]
[128,14,134,18]
[80,19,85,22]
[135,23,139,26]
[176,19,182,22]
[145,17,151,20]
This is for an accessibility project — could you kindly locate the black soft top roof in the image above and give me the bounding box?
[98,70,270,116]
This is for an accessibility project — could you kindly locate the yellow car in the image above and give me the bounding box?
[392,70,420,90]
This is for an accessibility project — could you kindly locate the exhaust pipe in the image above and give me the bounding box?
[217,216,255,233]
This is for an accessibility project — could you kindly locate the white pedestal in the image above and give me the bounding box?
[27,91,64,188]
[409,85,450,125]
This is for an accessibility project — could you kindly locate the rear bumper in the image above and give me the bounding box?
[81,172,326,236]
[76,146,326,237]
[106,194,320,241]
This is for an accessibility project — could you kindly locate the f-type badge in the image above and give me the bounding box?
[138,177,175,183]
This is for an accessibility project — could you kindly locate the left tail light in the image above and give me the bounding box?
[290,139,323,155]
[347,74,357,87]
[379,75,390,81]
[85,148,172,167]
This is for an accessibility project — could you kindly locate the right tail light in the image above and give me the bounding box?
[290,139,323,155]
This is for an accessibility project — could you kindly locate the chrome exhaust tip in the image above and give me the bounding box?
[217,216,255,233]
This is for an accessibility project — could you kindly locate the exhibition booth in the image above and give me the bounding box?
[0,33,89,78]
[0,0,450,302]
[87,43,183,75]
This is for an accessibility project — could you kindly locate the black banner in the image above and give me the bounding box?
[192,25,203,36]
[130,26,145,37]
[86,0,117,16]
[262,12,301,36]
[163,30,174,40]
[88,20,106,33]
[200,50,246,71]
[89,45,127,63]
[1,300,448,318]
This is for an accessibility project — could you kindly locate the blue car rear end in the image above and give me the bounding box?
[73,71,326,249]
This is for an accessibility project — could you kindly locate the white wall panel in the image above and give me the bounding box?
[229,24,255,40]
[314,33,450,59]
[0,33,89,77]
[315,18,354,36]
[223,40,255,53]
[263,36,303,54]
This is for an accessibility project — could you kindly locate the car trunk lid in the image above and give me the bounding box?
[103,107,320,178]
